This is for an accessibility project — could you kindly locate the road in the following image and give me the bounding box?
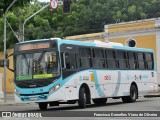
[1,96,160,119]
[0,96,160,111]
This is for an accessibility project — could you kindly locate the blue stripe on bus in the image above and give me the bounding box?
[93,70,103,97]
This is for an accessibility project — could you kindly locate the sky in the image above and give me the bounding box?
[38,0,50,2]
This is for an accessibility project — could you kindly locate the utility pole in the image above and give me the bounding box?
[19,14,23,42]
[3,0,17,102]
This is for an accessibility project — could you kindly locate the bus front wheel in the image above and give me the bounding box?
[78,87,87,108]
[122,85,137,103]
[38,102,48,110]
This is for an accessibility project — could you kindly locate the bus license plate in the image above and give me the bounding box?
[29,97,38,101]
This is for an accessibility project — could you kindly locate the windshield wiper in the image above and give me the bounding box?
[36,50,46,64]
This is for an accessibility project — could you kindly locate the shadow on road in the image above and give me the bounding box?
[25,98,156,112]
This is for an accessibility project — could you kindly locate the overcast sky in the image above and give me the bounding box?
[38,0,50,2]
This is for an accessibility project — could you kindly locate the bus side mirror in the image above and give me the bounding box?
[6,59,9,68]
[0,59,5,67]
[0,53,14,72]
[7,53,14,72]
[0,59,9,68]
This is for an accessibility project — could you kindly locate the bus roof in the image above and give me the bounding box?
[17,38,154,53]
[59,39,154,53]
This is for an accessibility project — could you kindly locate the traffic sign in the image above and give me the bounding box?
[50,0,58,10]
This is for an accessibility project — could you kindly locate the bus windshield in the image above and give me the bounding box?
[15,51,60,81]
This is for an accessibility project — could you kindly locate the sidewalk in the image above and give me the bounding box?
[143,91,160,97]
[0,93,35,106]
[0,93,18,105]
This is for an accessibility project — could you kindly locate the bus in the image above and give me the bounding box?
[13,38,156,110]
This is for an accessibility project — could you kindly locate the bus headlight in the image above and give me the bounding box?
[15,89,20,96]
[49,84,60,94]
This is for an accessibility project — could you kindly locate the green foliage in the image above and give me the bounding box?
[1,0,160,51]
[0,0,32,10]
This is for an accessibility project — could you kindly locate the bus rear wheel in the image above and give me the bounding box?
[38,102,48,110]
[92,98,107,105]
[122,85,137,103]
[78,87,87,108]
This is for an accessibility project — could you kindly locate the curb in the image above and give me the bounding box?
[144,94,160,97]
[144,91,160,97]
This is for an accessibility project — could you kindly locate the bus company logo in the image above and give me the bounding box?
[83,76,89,81]
[79,76,89,81]
[104,75,111,80]
[135,75,140,81]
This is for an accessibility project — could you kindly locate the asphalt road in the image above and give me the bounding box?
[1,97,160,120]
[0,96,160,111]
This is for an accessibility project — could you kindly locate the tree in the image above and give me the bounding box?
[1,0,160,51]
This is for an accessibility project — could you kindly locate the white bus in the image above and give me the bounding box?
[13,38,156,110]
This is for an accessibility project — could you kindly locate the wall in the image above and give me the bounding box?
[108,20,155,33]
[109,34,156,53]
[65,32,104,41]
[0,49,14,93]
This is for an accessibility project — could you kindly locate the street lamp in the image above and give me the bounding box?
[3,0,18,102]
[22,3,49,42]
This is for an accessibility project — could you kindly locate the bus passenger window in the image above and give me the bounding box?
[106,50,116,69]
[137,53,145,70]
[69,53,77,69]
[144,53,154,70]
[65,54,70,69]
[133,53,139,69]
[79,47,91,57]
[92,48,105,69]
[128,52,135,69]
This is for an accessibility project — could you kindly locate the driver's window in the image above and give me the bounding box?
[61,52,77,70]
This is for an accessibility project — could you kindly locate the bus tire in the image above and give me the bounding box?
[38,102,48,110]
[122,85,137,103]
[78,87,87,108]
[92,98,107,105]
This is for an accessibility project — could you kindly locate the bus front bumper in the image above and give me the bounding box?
[15,89,65,103]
